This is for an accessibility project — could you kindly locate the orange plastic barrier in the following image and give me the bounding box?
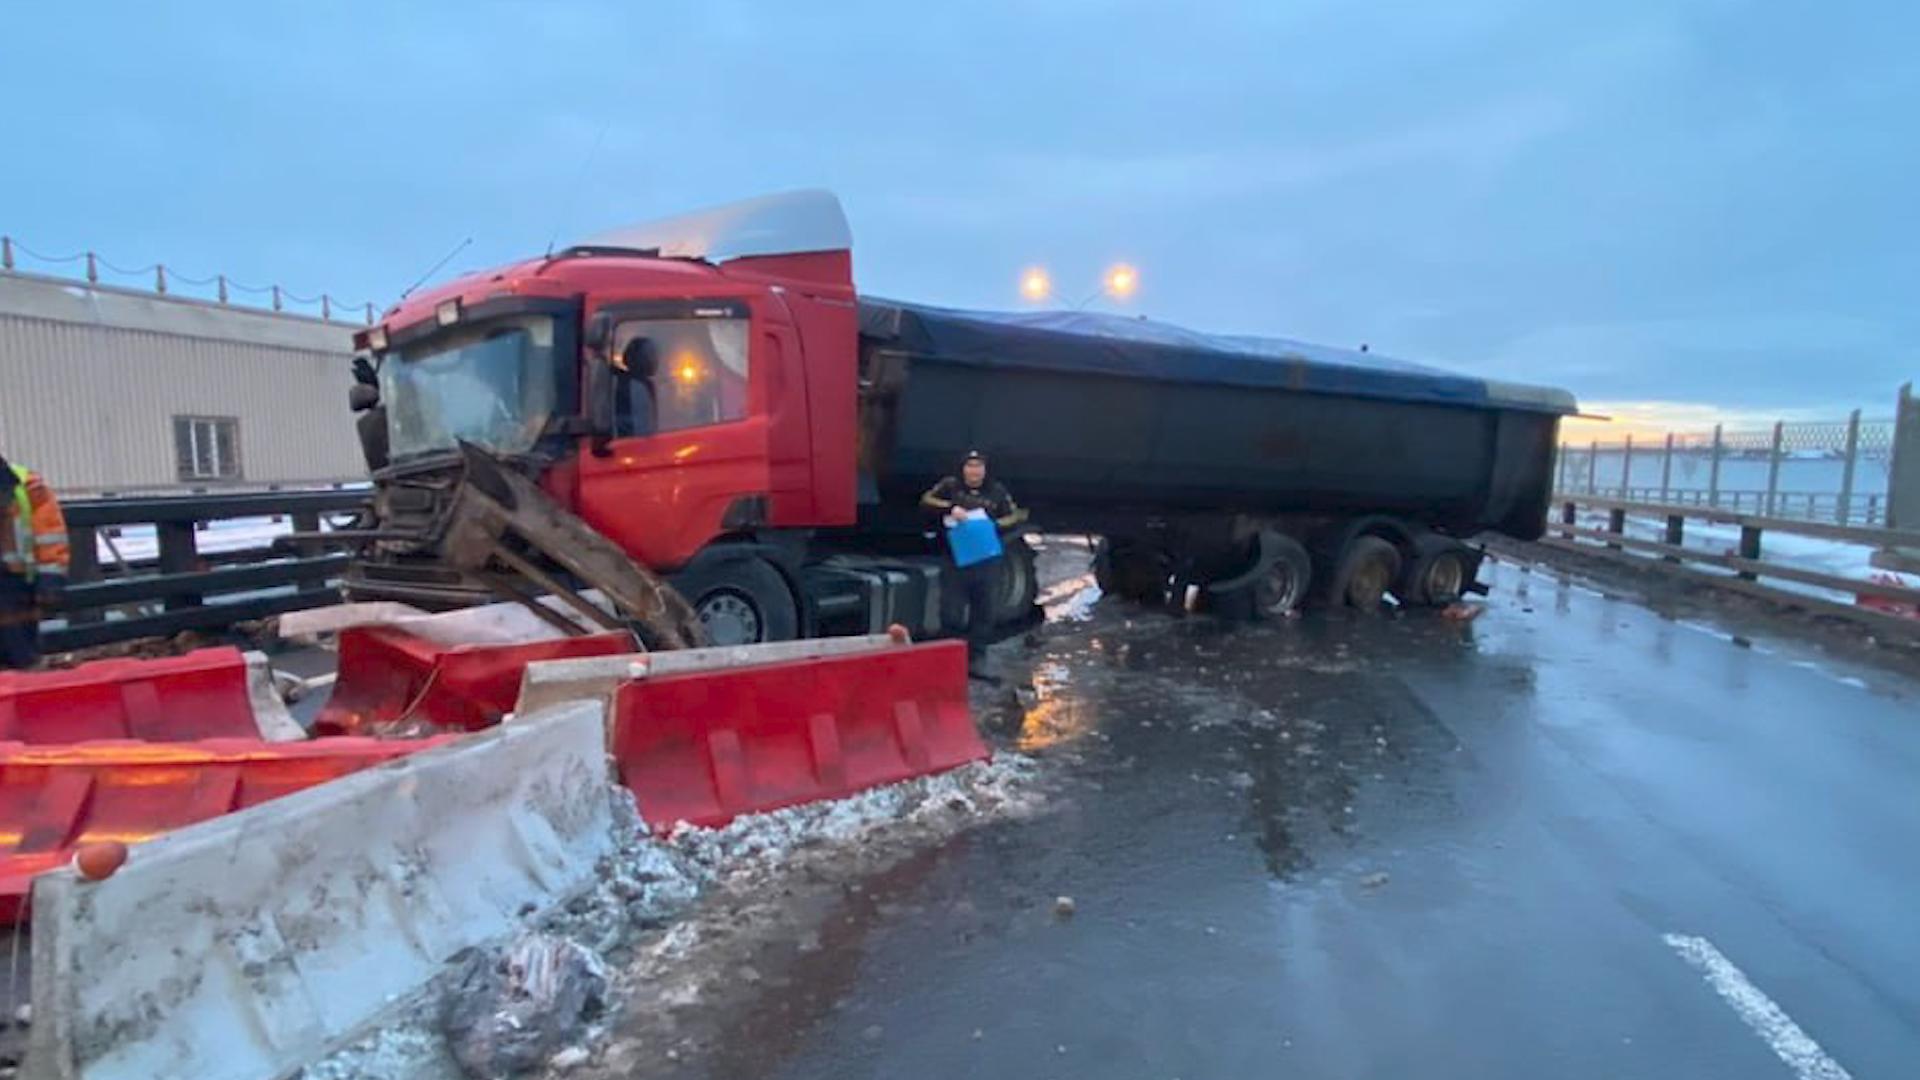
[0,648,263,744]
[313,626,636,736]
[0,734,451,923]
[611,639,985,831]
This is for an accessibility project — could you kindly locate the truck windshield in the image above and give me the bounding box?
[379,315,559,460]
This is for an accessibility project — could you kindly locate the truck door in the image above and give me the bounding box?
[575,299,772,569]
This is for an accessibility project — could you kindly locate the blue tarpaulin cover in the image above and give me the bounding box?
[859,299,1576,415]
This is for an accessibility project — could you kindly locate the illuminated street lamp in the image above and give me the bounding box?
[1019,266,1052,302]
[1017,262,1141,308]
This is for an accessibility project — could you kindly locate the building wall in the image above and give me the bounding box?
[0,272,365,494]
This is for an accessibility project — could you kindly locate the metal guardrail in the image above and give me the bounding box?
[1555,382,1920,531]
[1604,486,1889,526]
[44,489,371,651]
[1542,494,1920,639]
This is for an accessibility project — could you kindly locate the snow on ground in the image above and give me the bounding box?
[302,756,1049,1080]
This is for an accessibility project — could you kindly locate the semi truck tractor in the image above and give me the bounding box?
[338,191,1576,647]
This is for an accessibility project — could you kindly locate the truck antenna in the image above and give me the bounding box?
[546,120,612,258]
[396,237,472,302]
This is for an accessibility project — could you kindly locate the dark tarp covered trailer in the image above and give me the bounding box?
[857,299,1575,541]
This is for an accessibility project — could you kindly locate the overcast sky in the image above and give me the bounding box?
[3,2,1914,429]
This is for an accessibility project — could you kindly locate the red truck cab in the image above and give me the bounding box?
[360,192,860,573]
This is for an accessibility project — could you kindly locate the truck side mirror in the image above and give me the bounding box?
[586,355,616,456]
[348,383,379,413]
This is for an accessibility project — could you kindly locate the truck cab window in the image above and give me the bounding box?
[610,317,749,435]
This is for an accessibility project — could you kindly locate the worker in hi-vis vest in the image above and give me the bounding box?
[0,453,70,669]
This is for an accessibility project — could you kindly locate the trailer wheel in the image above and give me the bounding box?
[1396,535,1471,607]
[1251,535,1314,618]
[673,559,798,646]
[1330,535,1401,610]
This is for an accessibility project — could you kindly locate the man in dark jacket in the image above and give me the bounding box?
[920,451,1027,679]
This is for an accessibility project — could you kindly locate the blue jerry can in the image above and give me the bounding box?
[946,514,1003,568]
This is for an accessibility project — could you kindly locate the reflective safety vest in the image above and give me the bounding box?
[3,464,69,583]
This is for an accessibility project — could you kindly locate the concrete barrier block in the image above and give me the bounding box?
[242,651,305,742]
[513,633,900,719]
[25,703,615,1080]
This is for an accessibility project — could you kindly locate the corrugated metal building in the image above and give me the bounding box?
[0,271,364,494]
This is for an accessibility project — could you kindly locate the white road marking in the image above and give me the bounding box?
[1662,933,1853,1080]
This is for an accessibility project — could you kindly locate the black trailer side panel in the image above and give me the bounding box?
[857,300,1570,541]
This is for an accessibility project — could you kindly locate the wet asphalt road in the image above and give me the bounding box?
[670,557,1920,1080]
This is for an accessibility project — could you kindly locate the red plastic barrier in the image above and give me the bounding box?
[611,639,986,831]
[0,648,262,744]
[1857,572,1920,619]
[314,626,636,736]
[0,734,452,923]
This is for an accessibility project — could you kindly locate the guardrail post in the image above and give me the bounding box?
[1586,440,1599,495]
[1606,507,1626,550]
[292,511,326,593]
[1708,424,1723,508]
[1889,382,1920,530]
[1737,525,1762,581]
[1660,433,1674,503]
[1837,409,1860,526]
[157,522,203,611]
[1620,435,1634,498]
[63,524,104,626]
[1764,420,1785,517]
[1664,514,1684,562]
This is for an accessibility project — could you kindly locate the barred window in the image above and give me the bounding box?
[173,416,242,481]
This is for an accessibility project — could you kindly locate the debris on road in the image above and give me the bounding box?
[1054,895,1077,918]
[304,754,1048,1080]
[442,934,609,1080]
[1359,871,1391,889]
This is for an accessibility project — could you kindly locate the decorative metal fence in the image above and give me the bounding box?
[1555,401,1913,528]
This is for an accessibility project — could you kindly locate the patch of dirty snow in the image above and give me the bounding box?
[564,753,1049,1078]
[302,755,1046,1080]
[298,1021,462,1080]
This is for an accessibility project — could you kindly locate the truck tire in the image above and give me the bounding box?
[996,538,1040,624]
[1250,534,1313,618]
[1396,535,1472,607]
[1327,535,1401,611]
[1094,539,1169,605]
[671,558,799,646]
